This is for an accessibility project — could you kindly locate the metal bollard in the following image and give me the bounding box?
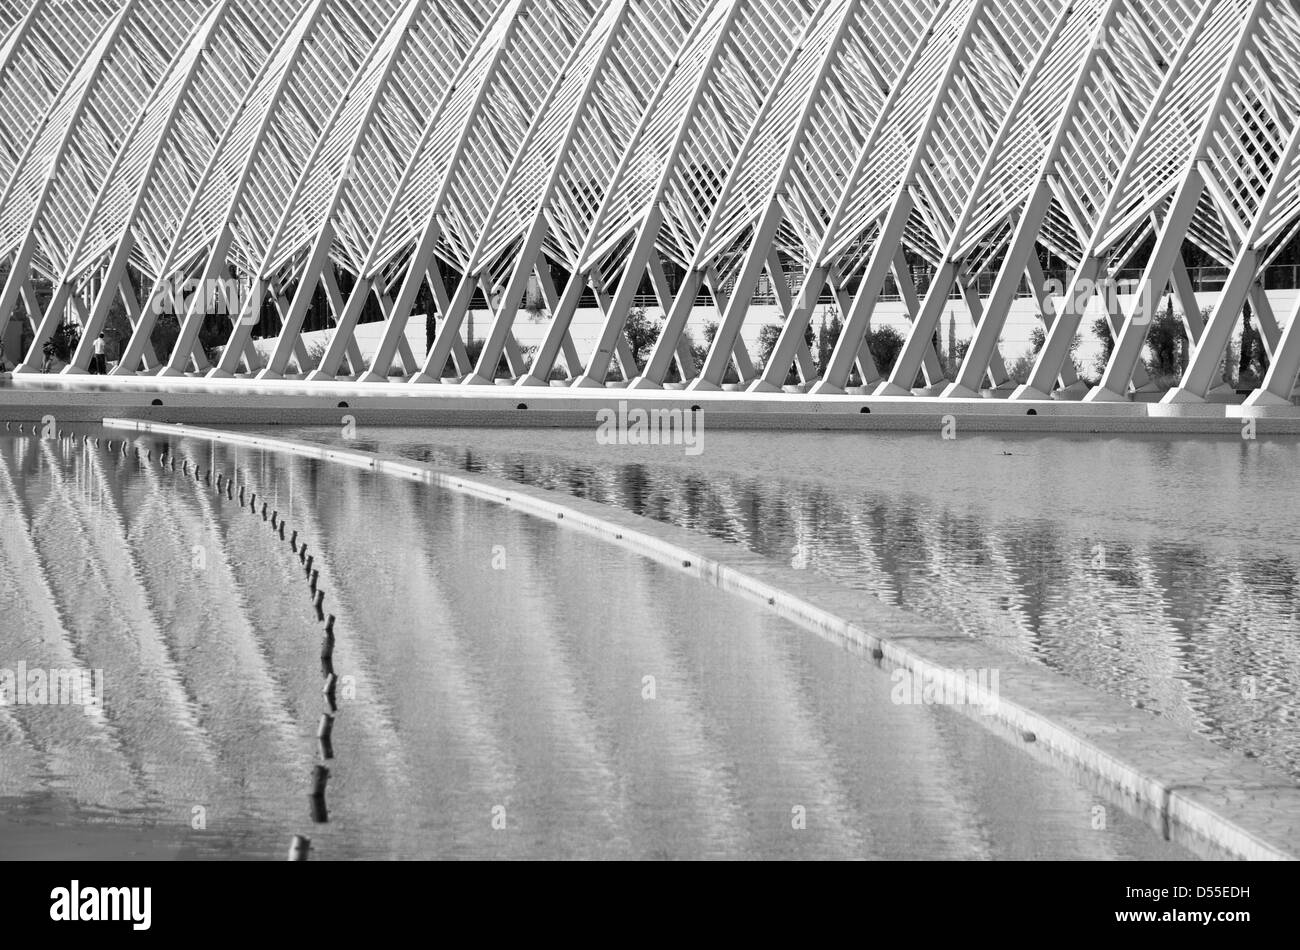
[322,673,338,713]
[288,835,311,861]
[317,714,334,761]
[320,623,335,676]
[309,765,329,823]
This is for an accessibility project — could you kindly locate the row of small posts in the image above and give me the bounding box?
[3,421,344,861]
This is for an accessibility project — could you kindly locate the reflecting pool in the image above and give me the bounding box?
[279,425,1300,783]
[0,431,1187,859]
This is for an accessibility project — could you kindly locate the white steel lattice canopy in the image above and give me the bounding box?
[0,0,1297,405]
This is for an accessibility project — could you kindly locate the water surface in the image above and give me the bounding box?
[277,424,1300,782]
[0,432,1188,859]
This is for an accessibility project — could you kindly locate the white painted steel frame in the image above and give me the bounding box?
[0,0,1296,405]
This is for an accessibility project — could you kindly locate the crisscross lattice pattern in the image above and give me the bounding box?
[1,0,1298,404]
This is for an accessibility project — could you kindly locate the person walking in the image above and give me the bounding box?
[92,332,108,374]
[42,341,54,374]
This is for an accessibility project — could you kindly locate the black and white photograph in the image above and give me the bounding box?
[0,0,1292,932]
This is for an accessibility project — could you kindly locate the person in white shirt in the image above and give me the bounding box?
[92,333,107,374]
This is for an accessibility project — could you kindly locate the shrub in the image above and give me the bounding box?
[47,322,81,363]
[1145,300,1186,377]
[1091,316,1114,376]
[757,322,813,385]
[867,325,906,377]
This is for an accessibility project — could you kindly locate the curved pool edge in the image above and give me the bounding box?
[100,418,1300,861]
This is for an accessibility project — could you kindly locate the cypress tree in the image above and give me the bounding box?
[1239,304,1253,382]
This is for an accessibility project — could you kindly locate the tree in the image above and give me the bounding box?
[867,325,906,377]
[622,307,660,369]
[668,328,698,382]
[1092,316,1114,377]
[817,310,843,376]
[1236,301,1268,383]
[1255,311,1270,376]
[151,312,181,361]
[816,312,831,370]
[947,313,957,376]
[756,324,782,369]
[688,320,716,373]
[691,321,741,383]
[1239,303,1253,380]
[48,321,80,363]
[1024,325,1082,382]
[758,322,813,384]
[1145,299,1186,378]
[952,336,971,367]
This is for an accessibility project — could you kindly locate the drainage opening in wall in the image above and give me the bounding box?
[516,403,528,410]
[859,406,870,414]
[1026,408,1038,416]
[151,398,163,407]
[338,401,349,409]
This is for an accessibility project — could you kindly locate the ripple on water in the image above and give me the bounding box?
[281,426,1300,783]
[0,433,1192,859]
